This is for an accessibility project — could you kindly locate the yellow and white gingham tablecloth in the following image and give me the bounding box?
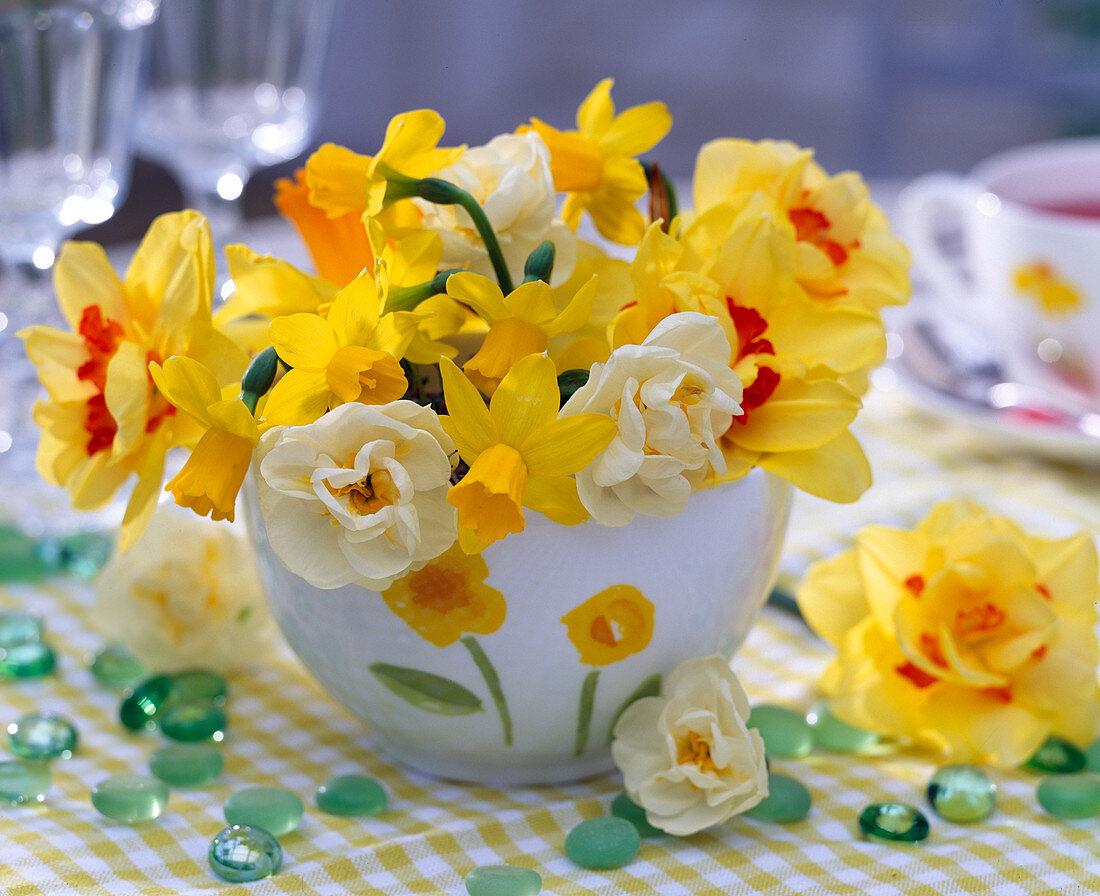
[2,381,1098,896]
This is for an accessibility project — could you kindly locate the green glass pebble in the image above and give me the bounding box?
[46,531,113,580]
[149,743,224,787]
[224,787,303,837]
[209,824,282,883]
[91,774,169,822]
[171,668,228,704]
[1036,772,1100,820]
[89,645,147,691]
[0,759,51,805]
[926,764,996,823]
[8,713,78,760]
[315,774,387,817]
[119,675,175,731]
[858,802,930,843]
[610,791,663,837]
[564,817,640,869]
[745,772,812,823]
[1024,736,1086,774]
[159,698,227,743]
[1084,738,1100,773]
[0,610,42,647]
[0,525,52,581]
[464,864,542,896]
[0,641,56,679]
[806,702,879,753]
[747,704,813,758]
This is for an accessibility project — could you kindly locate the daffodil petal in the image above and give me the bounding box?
[446,271,508,322]
[523,475,589,525]
[52,242,126,327]
[521,413,617,477]
[491,353,559,446]
[439,356,497,458]
[270,313,337,369]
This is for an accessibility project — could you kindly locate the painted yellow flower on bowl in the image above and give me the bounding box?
[797,499,1100,767]
[561,584,655,666]
[382,543,507,648]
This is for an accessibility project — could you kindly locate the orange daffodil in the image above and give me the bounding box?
[439,353,617,551]
[797,501,1100,767]
[19,211,246,549]
[524,77,672,244]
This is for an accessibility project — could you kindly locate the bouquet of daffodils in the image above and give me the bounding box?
[21,79,910,590]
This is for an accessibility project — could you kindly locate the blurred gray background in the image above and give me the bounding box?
[104,0,1100,234]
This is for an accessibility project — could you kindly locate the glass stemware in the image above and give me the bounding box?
[135,0,336,270]
[0,0,158,528]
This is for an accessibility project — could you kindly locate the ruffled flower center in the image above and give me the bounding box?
[677,730,719,776]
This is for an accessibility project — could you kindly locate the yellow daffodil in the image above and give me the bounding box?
[439,353,617,550]
[446,271,598,396]
[693,138,911,313]
[523,78,671,245]
[381,543,507,647]
[261,266,421,427]
[561,585,654,666]
[274,168,375,287]
[797,500,1100,767]
[19,211,247,549]
[1013,259,1084,315]
[149,356,259,522]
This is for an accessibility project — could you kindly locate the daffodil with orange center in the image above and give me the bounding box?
[19,211,247,549]
[149,356,259,522]
[692,138,910,313]
[523,78,671,245]
[446,271,598,396]
[261,264,421,427]
[381,543,507,647]
[561,585,655,666]
[797,500,1100,767]
[439,353,617,551]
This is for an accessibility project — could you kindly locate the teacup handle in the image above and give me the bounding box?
[895,173,984,315]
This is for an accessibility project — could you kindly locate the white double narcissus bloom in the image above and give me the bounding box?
[255,401,458,590]
[416,130,577,285]
[560,312,743,525]
[611,655,768,836]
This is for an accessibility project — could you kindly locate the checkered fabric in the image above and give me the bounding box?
[2,384,1098,895]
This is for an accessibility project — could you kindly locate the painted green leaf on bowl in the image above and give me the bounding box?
[368,662,484,715]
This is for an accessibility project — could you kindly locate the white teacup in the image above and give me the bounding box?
[898,138,1100,409]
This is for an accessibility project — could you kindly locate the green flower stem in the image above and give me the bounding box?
[420,177,514,293]
[385,268,462,314]
[574,669,600,756]
[462,636,512,746]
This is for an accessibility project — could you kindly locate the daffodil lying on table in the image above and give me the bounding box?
[19,79,910,592]
[797,500,1100,767]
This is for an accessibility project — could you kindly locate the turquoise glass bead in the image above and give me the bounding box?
[0,525,52,581]
[209,824,281,883]
[1085,738,1100,773]
[926,764,996,823]
[564,817,640,869]
[49,531,113,580]
[119,675,175,731]
[464,865,542,896]
[149,743,224,787]
[88,645,147,691]
[171,668,228,704]
[91,775,169,822]
[8,713,78,760]
[745,772,812,822]
[610,792,663,837]
[858,803,930,843]
[1036,772,1100,820]
[806,702,879,753]
[0,641,56,678]
[0,610,42,647]
[315,774,387,817]
[1024,736,1086,774]
[0,759,51,805]
[747,704,813,758]
[159,699,227,742]
[224,787,303,837]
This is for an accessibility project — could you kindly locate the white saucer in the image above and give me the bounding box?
[887,350,1100,467]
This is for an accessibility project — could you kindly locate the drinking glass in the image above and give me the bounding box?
[0,0,157,528]
[135,0,336,266]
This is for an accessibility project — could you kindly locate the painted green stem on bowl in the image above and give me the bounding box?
[574,669,600,756]
[462,636,512,746]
